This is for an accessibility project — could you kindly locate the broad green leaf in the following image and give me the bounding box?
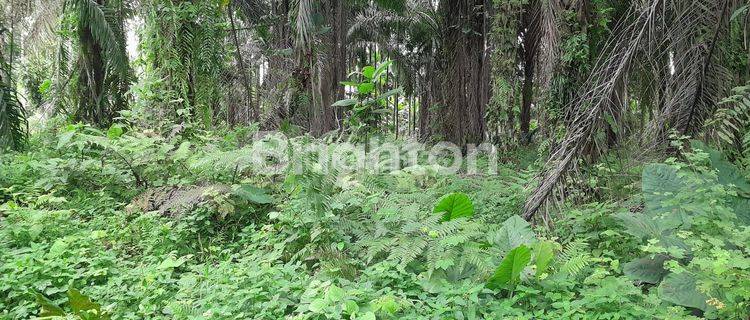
[433,192,474,222]
[490,215,535,251]
[533,241,555,278]
[106,124,124,139]
[731,197,750,225]
[233,184,274,204]
[642,164,684,215]
[326,285,345,302]
[309,298,328,313]
[358,83,375,95]
[372,294,400,314]
[623,254,670,284]
[658,272,709,311]
[362,66,376,79]
[173,141,192,161]
[376,88,403,101]
[692,140,750,193]
[343,300,359,315]
[615,211,664,239]
[332,98,358,107]
[358,312,376,320]
[35,292,65,317]
[57,131,75,149]
[38,79,52,94]
[691,140,750,224]
[487,244,531,289]
[157,255,189,270]
[68,288,101,315]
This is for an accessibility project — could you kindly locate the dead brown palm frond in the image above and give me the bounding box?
[523,1,653,220]
[233,0,267,23]
[536,0,565,89]
[293,0,314,54]
[22,0,65,52]
[524,0,746,220]
[641,0,737,146]
[347,0,438,50]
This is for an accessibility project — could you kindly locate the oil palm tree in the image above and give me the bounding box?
[67,0,130,127]
[0,25,27,151]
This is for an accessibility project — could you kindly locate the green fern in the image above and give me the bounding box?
[555,240,592,279]
[705,84,750,159]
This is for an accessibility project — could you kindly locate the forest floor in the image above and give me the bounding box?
[1,124,748,319]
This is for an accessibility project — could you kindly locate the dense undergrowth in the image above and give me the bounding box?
[1,122,749,319]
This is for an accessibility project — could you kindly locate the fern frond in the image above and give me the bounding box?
[705,84,750,158]
[462,245,495,277]
[556,240,591,279]
[559,254,591,279]
[391,236,428,267]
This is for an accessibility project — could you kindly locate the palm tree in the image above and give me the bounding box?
[0,25,27,151]
[68,0,130,127]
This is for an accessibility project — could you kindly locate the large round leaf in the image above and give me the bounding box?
[486,244,531,289]
[433,192,474,222]
[233,184,274,204]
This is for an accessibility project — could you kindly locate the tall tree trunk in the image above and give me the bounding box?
[77,0,108,126]
[264,0,293,129]
[520,55,534,144]
[439,0,488,146]
[228,2,256,124]
[519,1,540,145]
[311,0,346,135]
[418,65,435,140]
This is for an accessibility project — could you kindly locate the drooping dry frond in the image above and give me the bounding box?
[293,0,314,53]
[524,0,745,220]
[535,0,565,88]
[649,0,735,141]
[347,2,438,44]
[523,1,653,220]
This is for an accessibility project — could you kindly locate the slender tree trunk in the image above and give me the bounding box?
[520,1,540,145]
[520,58,534,144]
[228,2,256,124]
[393,64,399,138]
[418,66,434,140]
[265,0,292,128]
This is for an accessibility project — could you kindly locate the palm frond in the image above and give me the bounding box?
[0,84,27,151]
[293,0,314,53]
[73,0,128,77]
[0,27,27,151]
[524,0,745,220]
